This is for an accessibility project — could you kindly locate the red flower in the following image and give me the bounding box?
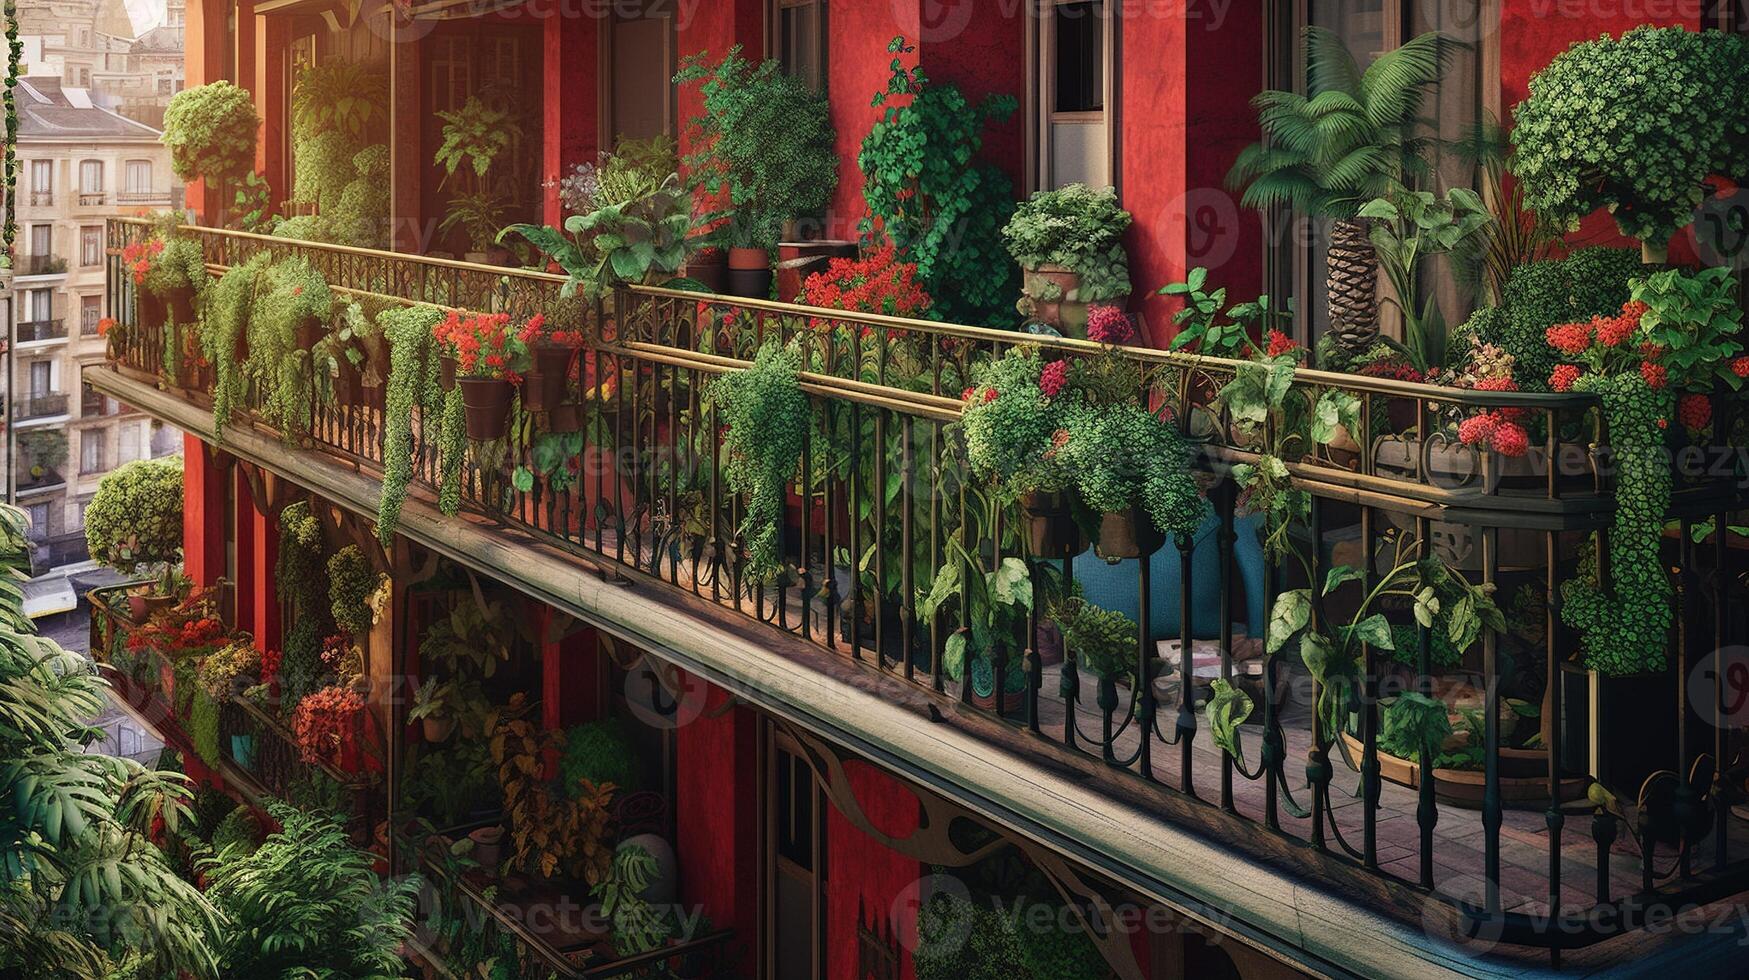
[1489,421,1529,458]
[1039,360,1067,398]
[1549,364,1582,392]
[1678,394,1711,430]
[983,387,999,403]
[1640,361,1668,389]
[1732,357,1749,379]
[1546,321,1593,355]
[1264,329,1298,359]
[1656,417,1669,429]
[961,387,976,401]
[1594,313,1636,349]
[1457,413,1497,446]
[1086,305,1136,346]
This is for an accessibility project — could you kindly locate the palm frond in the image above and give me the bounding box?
[1303,27,1363,98]
[1360,31,1455,131]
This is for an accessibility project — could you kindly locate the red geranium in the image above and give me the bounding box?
[801,246,932,321]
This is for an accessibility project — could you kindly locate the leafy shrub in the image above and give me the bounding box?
[677,46,837,251]
[1462,246,1640,390]
[706,341,809,581]
[85,457,183,574]
[209,806,263,860]
[960,348,1069,499]
[559,719,642,800]
[326,545,379,637]
[1052,596,1136,681]
[1057,400,1206,538]
[162,81,259,185]
[1512,26,1749,246]
[859,37,1019,327]
[1001,183,1131,301]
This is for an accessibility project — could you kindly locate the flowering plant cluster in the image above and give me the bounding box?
[514,310,588,349]
[127,614,228,657]
[1085,304,1136,346]
[320,633,365,689]
[1447,336,1530,457]
[291,684,365,768]
[801,245,932,319]
[195,640,262,701]
[434,309,528,380]
[122,237,165,286]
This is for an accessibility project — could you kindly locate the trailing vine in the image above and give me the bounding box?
[204,252,272,436]
[2,0,19,271]
[437,384,466,515]
[276,501,328,706]
[378,305,444,546]
[245,258,335,439]
[705,341,808,581]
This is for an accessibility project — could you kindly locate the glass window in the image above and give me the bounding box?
[1033,0,1115,190]
[29,361,51,396]
[80,434,104,475]
[774,0,827,92]
[29,160,51,194]
[125,160,152,195]
[26,503,51,538]
[27,289,52,321]
[119,425,141,465]
[80,226,102,266]
[79,160,103,194]
[29,224,51,256]
[81,295,102,335]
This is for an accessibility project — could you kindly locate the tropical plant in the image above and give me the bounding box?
[1227,27,1453,356]
[162,80,259,188]
[84,457,183,582]
[490,694,617,883]
[203,802,421,977]
[327,545,382,637]
[1159,267,1293,359]
[401,741,497,828]
[593,844,673,956]
[1355,184,1493,372]
[705,341,810,582]
[1511,26,1749,258]
[208,805,263,862]
[244,257,336,438]
[435,96,523,253]
[860,36,1019,326]
[0,503,220,978]
[918,539,1033,694]
[676,46,838,252]
[1001,183,1132,302]
[504,172,704,300]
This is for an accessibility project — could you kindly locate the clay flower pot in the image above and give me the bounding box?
[522,344,575,412]
[1019,490,1087,559]
[685,249,728,294]
[1093,508,1164,562]
[421,715,455,744]
[726,247,772,299]
[468,825,505,869]
[439,354,459,392]
[458,376,514,440]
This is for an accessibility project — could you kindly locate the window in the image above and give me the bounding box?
[80,433,104,475]
[29,361,51,397]
[79,160,103,195]
[25,503,51,539]
[1031,0,1117,190]
[29,161,51,195]
[28,224,51,256]
[124,160,152,195]
[26,289,52,322]
[81,295,102,335]
[119,425,141,465]
[80,226,101,266]
[157,78,171,94]
[772,0,827,92]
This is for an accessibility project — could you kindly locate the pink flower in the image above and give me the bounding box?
[1085,305,1135,346]
[1039,360,1067,398]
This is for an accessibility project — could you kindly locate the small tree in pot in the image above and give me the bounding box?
[85,457,184,616]
[1001,183,1131,337]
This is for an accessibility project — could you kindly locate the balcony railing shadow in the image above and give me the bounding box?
[98,217,1749,959]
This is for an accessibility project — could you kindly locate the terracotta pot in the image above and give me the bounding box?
[548,401,583,433]
[1338,732,1589,811]
[523,344,575,412]
[1021,264,1086,337]
[164,285,198,327]
[128,592,174,622]
[1019,490,1087,559]
[421,715,455,743]
[726,247,772,298]
[439,354,458,392]
[1094,508,1164,562]
[684,251,727,293]
[458,376,514,440]
[468,825,505,869]
[971,683,1026,715]
[334,361,367,407]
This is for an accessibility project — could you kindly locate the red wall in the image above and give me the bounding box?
[541,4,600,226]
[182,437,227,588]
[675,678,760,978]
[919,0,1026,194]
[1123,4,1265,346]
[826,3,919,241]
[825,760,922,980]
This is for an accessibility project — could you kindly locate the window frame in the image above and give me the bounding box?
[79,159,104,196]
[124,159,152,196]
[1027,0,1121,193]
[768,0,828,93]
[80,433,105,475]
[80,226,102,266]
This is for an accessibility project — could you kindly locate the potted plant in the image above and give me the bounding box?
[958,346,1082,558]
[506,172,709,303]
[676,47,837,299]
[84,458,184,618]
[1001,183,1132,337]
[409,676,461,743]
[1512,26,1749,264]
[798,244,933,320]
[515,312,589,413]
[1228,28,1453,360]
[321,301,387,409]
[918,543,1034,714]
[467,824,505,869]
[433,96,523,262]
[434,310,525,440]
[162,80,260,223]
[195,639,261,702]
[704,341,809,583]
[291,684,366,772]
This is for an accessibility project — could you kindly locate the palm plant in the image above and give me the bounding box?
[0,503,220,978]
[203,802,421,978]
[1228,28,1453,357]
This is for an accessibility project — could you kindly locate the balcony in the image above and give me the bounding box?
[15,466,67,496]
[16,254,68,276]
[15,392,71,421]
[28,191,53,207]
[116,191,174,207]
[92,218,1749,971]
[17,318,68,343]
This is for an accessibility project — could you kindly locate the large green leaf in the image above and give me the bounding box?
[1205,679,1255,765]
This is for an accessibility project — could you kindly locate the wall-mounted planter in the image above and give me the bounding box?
[458,377,514,440]
[1338,732,1589,811]
[726,247,772,298]
[1019,263,1086,338]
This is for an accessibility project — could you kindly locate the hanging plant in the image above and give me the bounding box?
[276,501,327,705]
[203,252,273,436]
[327,545,382,637]
[377,306,445,546]
[704,341,809,581]
[244,258,336,440]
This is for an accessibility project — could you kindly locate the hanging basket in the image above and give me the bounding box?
[458,376,514,440]
[1019,490,1087,559]
[1093,507,1164,562]
[522,343,575,412]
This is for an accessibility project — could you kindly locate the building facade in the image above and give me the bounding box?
[74,1,1749,979]
[9,74,182,569]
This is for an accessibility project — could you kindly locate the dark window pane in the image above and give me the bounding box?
[1054,1,1104,113]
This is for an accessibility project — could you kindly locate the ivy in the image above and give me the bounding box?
[438,384,466,515]
[858,37,1019,327]
[378,305,445,547]
[705,341,809,582]
[204,252,273,437]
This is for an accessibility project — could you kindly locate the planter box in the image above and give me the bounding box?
[1338,732,1589,811]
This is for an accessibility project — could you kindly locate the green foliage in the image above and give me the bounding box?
[1631,267,1745,391]
[203,252,273,435]
[438,384,467,515]
[0,503,220,978]
[1161,266,1293,358]
[204,802,422,978]
[510,172,704,300]
[1056,400,1206,539]
[277,501,327,705]
[18,427,68,471]
[919,545,1032,684]
[676,46,837,251]
[593,844,672,957]
[1001,183,1131,301]
[244,258,335,438]
[1205,678,1256,767]
[378,305,445,546]
[85,457,183,574]
[162,80,259,184]
[960,348,1068,498]
[402,741,496,828]
[1562,373,1674,674]
[208,806,263,862]
[1229,28,1453,219]
[558,719,641,800]
[140,235,208,301]
[706,341,809,581]
[188,687,220,767]
[1052,595,1135,681]
[326,545,379,637]
[1378,691,1453,761]
[859,37,1019,326]
[435,96,523,252]
[1466,246,1641,390]
[1512,26,1749,246]
[913,891,1024,980]
[1356,185,1492,371]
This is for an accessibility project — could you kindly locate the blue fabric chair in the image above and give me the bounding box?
[1069,512,1266,641]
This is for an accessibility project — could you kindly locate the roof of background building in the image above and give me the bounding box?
[16,76,164,140]
[130,24,180,52]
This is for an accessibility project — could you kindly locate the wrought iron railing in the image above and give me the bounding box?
[103,218,1749,960]
[16,254,67,276]
[18,317,67,342]
[16,392,71,419]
